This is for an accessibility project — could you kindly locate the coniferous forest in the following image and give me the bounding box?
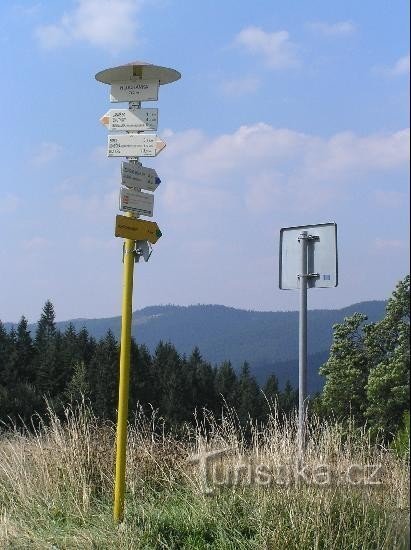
[0,275,409,440]
[0,300,298,430]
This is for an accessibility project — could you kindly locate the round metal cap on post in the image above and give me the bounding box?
[95,60,181,85]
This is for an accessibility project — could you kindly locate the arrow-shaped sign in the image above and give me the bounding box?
[119,187,154,217]
[100,108,158,132]
[121,162,161,191]
[115,215,162,243]
[108,134,166,157]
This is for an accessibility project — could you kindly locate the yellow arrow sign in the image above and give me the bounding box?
[115,215,162,243]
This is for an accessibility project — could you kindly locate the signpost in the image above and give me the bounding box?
[100,108,158,131]
[107,134,166,157]
[279,222,338,457]
[95,60,181,524]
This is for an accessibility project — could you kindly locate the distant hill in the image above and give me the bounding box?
[5,300,386,393]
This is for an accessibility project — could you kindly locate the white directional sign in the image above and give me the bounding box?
[107,134,166,157]
[100,108,158,131]
[119,187,154,217]
[110,80,159,102]
[121,162,160,191]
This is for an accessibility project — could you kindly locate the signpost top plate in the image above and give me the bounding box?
[95,61,181,85]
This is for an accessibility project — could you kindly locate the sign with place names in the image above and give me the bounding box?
[115,215,162,243]
[119,187,154,217]
[110,80,159,102]
[121,162,160,191]
[107,134,166,157]
[100,108,158,132]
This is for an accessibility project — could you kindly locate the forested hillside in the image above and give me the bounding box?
[0,276,408,455]
[0,302,299,429]
[5,300,386,391]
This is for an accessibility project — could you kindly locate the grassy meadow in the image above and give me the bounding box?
[0,403,409,549]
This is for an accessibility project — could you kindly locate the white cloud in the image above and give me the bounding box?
[374,190,407,208]
[32,142,62,165]
[374,238,406,250]
[302,128,410,181]
[220,76,261,97]
[35,0,142,51]
[389,54,410,76]
[374,54,410,77]
[234,26,298,69]
[155,124,409,215]
[78,236,116,250]
[23,237,51,251]
[307,20,356,36]
[0,193,20,214]
[59,190,118,219]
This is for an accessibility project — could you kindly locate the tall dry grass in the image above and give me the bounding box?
[0,401,409,548]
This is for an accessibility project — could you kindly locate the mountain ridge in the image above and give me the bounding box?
[4,300,386,392]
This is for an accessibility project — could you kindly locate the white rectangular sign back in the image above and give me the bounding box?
[121,162,160,192]
[119,187,154,217]
[279,222,338,289]
[110,80,159,102]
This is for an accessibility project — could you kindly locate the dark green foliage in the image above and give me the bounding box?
[152,341,191,425]
[320,313,369,423]
[215,360,237,407]
[279,380,298,415]
[6,300,387,392]
[391,410,410,459]
[1,301,303,431]
[34,300,58,397]
[237,362,261,424]
[88,330,119,420]
[320,276,410,436]
[365,276,410,435]
[1,277,405,437]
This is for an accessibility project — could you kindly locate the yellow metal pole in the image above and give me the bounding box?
[113,215,135,523]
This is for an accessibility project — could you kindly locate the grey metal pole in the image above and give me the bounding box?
[298,231,308,457]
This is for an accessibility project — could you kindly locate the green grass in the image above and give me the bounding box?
[0,404,409,549]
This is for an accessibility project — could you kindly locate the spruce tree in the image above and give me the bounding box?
[129,340,153,416]
[280,380,298,415]
[262,373,280,416]
[215,360,237,410]
[88,330,118,419]
[237,362,261,423]
[34,300,58,397]
[15,316,35,384]
[0,322,15,387]
[56,323,79,395]
[152,341,190,424]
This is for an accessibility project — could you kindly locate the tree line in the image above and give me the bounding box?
[0,300,297,429]
[1,275,409,439]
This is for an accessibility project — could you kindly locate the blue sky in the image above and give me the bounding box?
[0,0,409,322]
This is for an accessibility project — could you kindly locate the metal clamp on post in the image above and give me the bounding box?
[298,273,320,279]
[135,240,152,263]
[122,241,137,263]
[298,233,320,243]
